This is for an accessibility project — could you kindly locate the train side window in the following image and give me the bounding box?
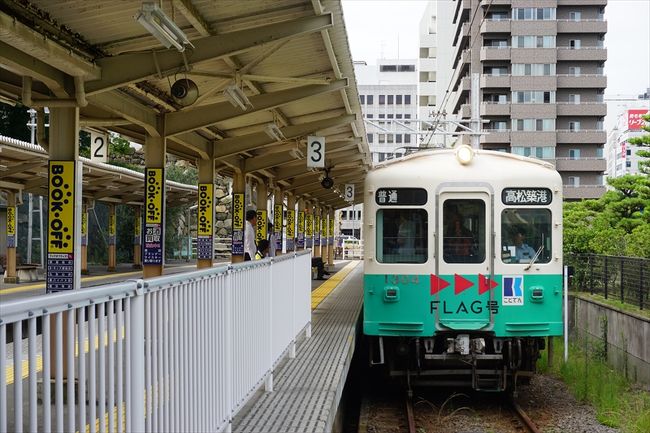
[376,209,428,263]
[501,209,552,264]
[442,200,486,264]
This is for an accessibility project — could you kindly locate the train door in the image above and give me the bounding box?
[434,191,494,331]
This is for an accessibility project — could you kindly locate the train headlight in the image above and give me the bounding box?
[456,145,474,165]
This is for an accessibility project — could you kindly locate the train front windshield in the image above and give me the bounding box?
[376,209,428,263]
[500,209,552,264]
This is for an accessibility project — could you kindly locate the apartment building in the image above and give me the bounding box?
[444,0,608,199]
[606,107,650,178]
[354,59,419,163]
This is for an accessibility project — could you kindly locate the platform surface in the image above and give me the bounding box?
[234,261,363,433]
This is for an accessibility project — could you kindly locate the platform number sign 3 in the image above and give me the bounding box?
[307,135,325,168]
[344,184,354,202]
[90,131,108,163]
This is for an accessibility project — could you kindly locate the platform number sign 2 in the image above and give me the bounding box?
[344,184,355,202]
[90,131,108,163]
[307,136,325,168]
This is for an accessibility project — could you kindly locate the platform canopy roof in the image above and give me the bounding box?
[0,0,370,209]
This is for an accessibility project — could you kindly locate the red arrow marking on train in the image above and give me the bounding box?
[478,274,499,295]
[430,274,450,295]
[454,274,474,294]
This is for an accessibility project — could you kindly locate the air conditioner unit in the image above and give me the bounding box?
[223,85,253,111]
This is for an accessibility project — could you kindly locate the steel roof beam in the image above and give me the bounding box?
[88,92,160,137]
[166,78,347,136]
[213,114,355,159]
[86,14,333,95]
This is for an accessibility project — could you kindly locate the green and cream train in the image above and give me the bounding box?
[363,146,563,391]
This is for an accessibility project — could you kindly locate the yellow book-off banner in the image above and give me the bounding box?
[145,168,163,224]
[298,211,305,234]
[232,193,244,230]
[274,204,282,234]
[109,213,116,236]
[305,213,313,237]
[48,161,75,254]
[197,184,213,236]
[7,206,16,236]
[256,210,267,243]
[329,217,334,239]
[286,209,296,238]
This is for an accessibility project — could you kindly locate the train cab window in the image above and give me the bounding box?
[501,209,552,264]
[443,200,486,264]
[376,209,428,263]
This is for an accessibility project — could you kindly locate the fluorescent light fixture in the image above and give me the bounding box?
[136,2,193,52]
[223,85,253,111]
[264,123,286,142]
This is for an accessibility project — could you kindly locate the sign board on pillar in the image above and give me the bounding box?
[81,210,88,246]
[286,209,295,251]
[273,203,283,251]
[143,168,164,265]
[329,216,334,246]
[47,161,75,292]
[256,210,267,243]
[197,183,214,260]
[6,206,16,248]
[232,193,245,255]
[133,210,142,245]
[297,211,305,249]
[90,131,109,163]
[344,184,355,202]
[314,215,320,246]
[307,136,325,168]
[305,213,313,248]
[108,211,116,245]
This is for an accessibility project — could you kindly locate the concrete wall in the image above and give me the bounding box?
[570,295,650,388]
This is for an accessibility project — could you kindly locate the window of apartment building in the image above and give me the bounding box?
[396,113,403,119]
[367,134,374,144]
[512,35,556,48]
[626,161,632,168]
[490,121,508,130]
[568,176,580,186]
[569,149,581,159]
[404,95,411,104]
[570,39,581,49]
[513,7,556,20]
[484,94,508,104]
[597,148,604,158]
[396,134,403,143]
[513,118,555,131]
[360,95,365,104]
[396,95,403,104]
[404,134,411,144]
[569,11,581,21]
[569,94,581,104]
[379,95,386,105]
[626,149,632,156]
[569,121,581,131]
[341,211,347,219]
[380,65,397,72]
[366,114,374,119]
[386,134,394,144]
[485,39,509,48]
[387,95,394,104]
[512,91,556,104]
[367,95,374,105]
[398,64,415,72]
[512,63,555,76]
[512,146,555,159]
[569,66,581,76]
[404,113,411,126]
[378,134,386,143]
[489,11,509,21]
[486,66,508,76]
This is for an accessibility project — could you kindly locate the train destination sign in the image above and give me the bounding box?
[375,188,427,206]
[502,188,552,205]
[47,161,75,292]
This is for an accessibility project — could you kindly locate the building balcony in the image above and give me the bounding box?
[511,104,557,118]
[558,0,607,5]
[481,102,510,116]
[563,185,606,200]
[557,19,607,34]
[453,0,470,25]
[556,102,607,116]
[510,131,556,145]
[480,47,511,61]
[480,130,511,144]
[557,47,607,61]
[555,157,607,171]
[460,104,471,119]
[481,0,512,5]
[481,74,511,88]
[481,19,511,33]
[511,20,557,35]
[511,48,557,64]
[510,76,557,91]
[453,23,470,47]
[556,130,607,144]
[454,75,471,93]
[557,74,607,88]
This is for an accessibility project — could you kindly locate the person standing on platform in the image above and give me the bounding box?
[244,209,257,261]
[268,222,277,258]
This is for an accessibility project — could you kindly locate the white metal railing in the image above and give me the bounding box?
[343,241,364,260]
[0,251,312,433]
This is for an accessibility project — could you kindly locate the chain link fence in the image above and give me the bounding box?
[566,254,649,310]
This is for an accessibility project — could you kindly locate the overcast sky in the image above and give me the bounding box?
[341,0,650,96]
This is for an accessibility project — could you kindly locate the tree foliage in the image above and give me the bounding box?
[563,174,650,257]
[0,103,31,142]
[627,113,650,175]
